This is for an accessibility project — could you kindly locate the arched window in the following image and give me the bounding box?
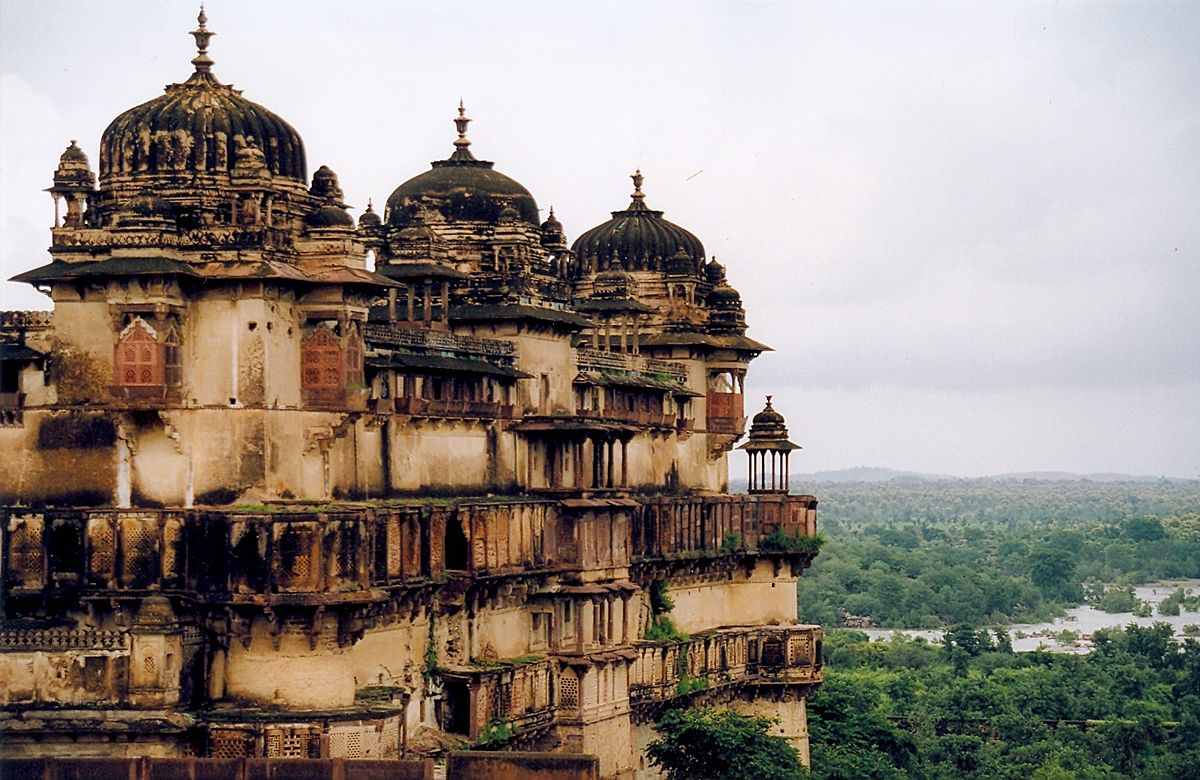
[114,318,162,388]
[344,322,363,388]
[163,324,182,387]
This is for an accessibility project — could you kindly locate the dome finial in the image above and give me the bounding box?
[450,99,475,161]
[190,4,215,74]
[631,169,645,201]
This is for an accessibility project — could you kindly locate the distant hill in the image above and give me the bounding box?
[788,467,960,483]
[730,466,1195,489]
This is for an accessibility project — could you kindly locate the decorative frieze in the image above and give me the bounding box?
[0,627,127,652]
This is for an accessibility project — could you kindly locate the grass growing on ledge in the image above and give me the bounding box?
[645,616,690,643]
[676,673,709,695]
[475,719,514,748]
[759,530,825,555]
[473,653,545,668]
[720,533,743,554]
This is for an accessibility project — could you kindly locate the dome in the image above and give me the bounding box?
[541,207,563,235]
[707,282,742,307]
[309,165,344,202]
[50,140,95,190]
[97,9,306,185]
[358,199,382,228]
[306,204,355,228]
[571,170,705,273]
[705,257,726,285]
[386,103,539,226]
[665,248,695,276]
[592,261,633,298]
[746,396,796,446]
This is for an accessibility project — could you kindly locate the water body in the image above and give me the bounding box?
[858,579,1200,653]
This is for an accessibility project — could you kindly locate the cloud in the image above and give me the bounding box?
[1,1,1196,474]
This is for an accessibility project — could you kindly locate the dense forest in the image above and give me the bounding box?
[808,626,1200,779]
[794,480,1200,628]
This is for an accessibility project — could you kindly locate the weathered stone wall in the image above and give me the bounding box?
[0,757,436,779]
[447,751,598,780]
[666,560,800,635]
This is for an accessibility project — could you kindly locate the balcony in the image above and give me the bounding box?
[394,396,514,419]
[706,391,745,435]
[628,625,823,716]
[575,405,674,428]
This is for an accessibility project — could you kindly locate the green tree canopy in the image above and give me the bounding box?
[647,708,807,780]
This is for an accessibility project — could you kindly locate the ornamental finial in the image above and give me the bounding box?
[631,169,645,201]
[451,99,474,159]
[190,4,215,74]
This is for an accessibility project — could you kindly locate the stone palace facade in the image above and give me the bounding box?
[0,10,822,779]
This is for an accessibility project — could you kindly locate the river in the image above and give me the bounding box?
[857,579,1200,653]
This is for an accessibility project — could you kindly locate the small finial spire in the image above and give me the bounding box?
[765,395,774,407]
[190,4,215,74]
[631,169,645,201]
[450,100,475,161]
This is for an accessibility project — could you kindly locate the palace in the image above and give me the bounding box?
[0,10,821,779]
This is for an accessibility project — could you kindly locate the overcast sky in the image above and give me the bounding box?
[1,1,1197,478]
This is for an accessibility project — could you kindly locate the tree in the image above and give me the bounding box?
[1124,517,1167,542]
[647,707,807,780]
[1029,548,1077,599]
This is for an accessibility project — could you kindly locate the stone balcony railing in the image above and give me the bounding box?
[575,348,688,384]
[1,495,818,611]
[439,657,557,743]
[50,225,295,251]
[363,323,515,360]
[574,406,675,428]
[628,624,823,717]
[392,397,514,419]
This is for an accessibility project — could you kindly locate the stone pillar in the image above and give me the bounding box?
[441,281,450,324]
[581,599,595,648]
[406,284,415,321]
[423,281,433,325]
[606,439,615,488]
[620,439,629,487]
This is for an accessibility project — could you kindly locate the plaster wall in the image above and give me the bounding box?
[0,411,117,505]
[224,618,355,708]
[732,695,811,767]
[666,563,798,635]
[472,605,532,660]
[387,423,495,493]
[0,649,127,707]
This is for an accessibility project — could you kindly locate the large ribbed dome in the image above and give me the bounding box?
[571,170,705,273]
[97,9,306,184]
[386,103,538,226]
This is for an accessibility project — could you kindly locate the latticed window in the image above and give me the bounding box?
[115,318,162,387]
[559,671,579,709]
[302,324,344,405]
[302,326,342,389]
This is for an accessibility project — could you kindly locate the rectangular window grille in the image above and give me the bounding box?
[559,673,579,709]
[114,318,163,387]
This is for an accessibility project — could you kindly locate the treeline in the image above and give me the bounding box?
[795,481,1200,628]
[808,626,1200,779]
